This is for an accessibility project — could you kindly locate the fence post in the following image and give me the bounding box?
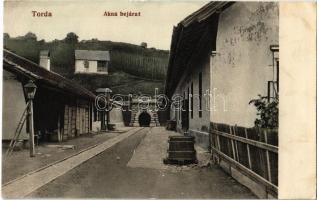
[233,125,240,162]
[215,124,221,152]
[244,128,252,170]
[229,126,236,160]
[264,130,272,182]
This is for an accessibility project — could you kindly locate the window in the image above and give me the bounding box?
[268,45,279,101]
[97,61,108,73]
[84,60,89,68]
[187,87,190,112]
[276,61,279,92]
[191,82,193,119]
[199,72,202,118]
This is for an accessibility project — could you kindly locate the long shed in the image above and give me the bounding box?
[3,49,99,142]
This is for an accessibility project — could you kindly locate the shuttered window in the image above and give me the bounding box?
[191,82,193,119]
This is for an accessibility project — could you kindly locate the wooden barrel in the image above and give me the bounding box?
[163,135,197,165]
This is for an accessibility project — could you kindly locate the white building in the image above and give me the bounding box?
[165,2,279,147]
[75,50,110,74]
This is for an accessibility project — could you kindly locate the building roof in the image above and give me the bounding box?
[75,50,110,61]
[3,49,96,101]
[181,1,232,27]
[164,2,233,98]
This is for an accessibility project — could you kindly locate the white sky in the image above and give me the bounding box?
[4,0,208,50]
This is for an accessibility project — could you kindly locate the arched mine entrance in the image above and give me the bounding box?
[138,111,151,127]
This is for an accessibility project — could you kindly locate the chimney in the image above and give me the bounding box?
[39,50,50,71]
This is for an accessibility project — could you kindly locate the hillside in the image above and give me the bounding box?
[4,33,169,95]
[72,71,165,95]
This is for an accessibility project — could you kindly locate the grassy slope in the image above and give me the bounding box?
[4,38,168,95]
[72,71,164,95]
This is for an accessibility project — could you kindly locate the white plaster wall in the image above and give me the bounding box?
[189,60,211,131]
[75,60,107,74]
[92,121,101,132]
[3,70,28,140]
[110,108,125,127]
[211,2,279,127]
[172,59,211,132]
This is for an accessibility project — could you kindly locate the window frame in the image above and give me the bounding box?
[97,60,108,73]
[83,60,89,69]
[199,72,202,118]
[191,82,193,119]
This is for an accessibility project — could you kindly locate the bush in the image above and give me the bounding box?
[249,95,278,128]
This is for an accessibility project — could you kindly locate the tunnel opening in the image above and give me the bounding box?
[139,111,151,127]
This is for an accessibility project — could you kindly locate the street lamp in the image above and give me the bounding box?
[24,80,37,99]
[105,88,112,131]
[24,80,37,157]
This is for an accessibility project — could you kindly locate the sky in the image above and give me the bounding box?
[4,0,208,50]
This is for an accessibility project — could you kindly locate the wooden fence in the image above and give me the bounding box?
[210,122,278,195]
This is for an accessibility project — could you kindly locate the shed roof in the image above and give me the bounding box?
[3,49,96,101]
[75,50,110,61]
[181,1,232,27]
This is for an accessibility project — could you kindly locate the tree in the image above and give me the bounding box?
[140,42,147,48]
[38,39,45,44]
[24,32,37,41]
[65,32,78,44]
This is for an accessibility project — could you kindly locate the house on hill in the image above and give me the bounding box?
[165,2,279,147]
[3,49,101,143]
[75,50,110,74]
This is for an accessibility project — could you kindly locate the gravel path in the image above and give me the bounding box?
[27,127,257,199]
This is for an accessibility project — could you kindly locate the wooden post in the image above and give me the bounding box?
[28,100,35,157]
[215,125,221,152]
[106,95,110,131]
[71,106,76,138]
[264,130,272,182]
[68,106,72,138]
[244,128,252,170]
[230,126,236,160]
[233,126,240,162]
[57,114,61,142]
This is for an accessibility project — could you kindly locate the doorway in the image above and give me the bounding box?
[181,99,189,130]
[139,111,151,127]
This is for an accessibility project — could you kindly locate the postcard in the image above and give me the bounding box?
[2,1,316,199]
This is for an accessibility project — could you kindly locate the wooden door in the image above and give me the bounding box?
[181,99,189,130]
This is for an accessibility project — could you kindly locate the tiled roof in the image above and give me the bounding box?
[165,2,233,97]
[75,50,110,61]
[181,2,232,27]
[3,49,96,101]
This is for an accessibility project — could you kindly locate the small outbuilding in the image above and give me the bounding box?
[74,50,110,74]
[3,49,101,143]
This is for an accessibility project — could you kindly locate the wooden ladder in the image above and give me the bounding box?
[5,102,30,159]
